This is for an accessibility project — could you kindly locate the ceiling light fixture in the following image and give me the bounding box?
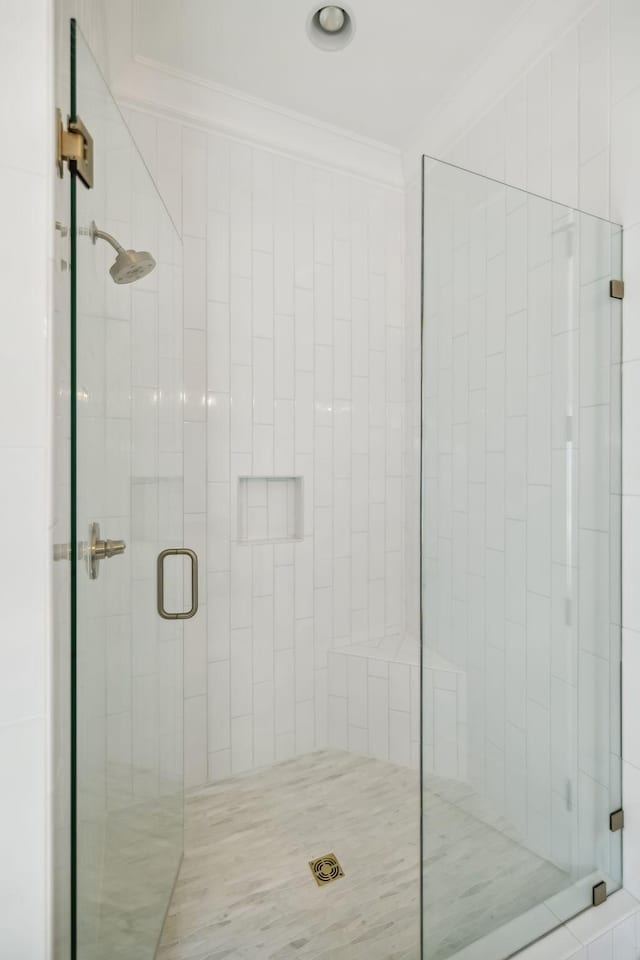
[307,4,355,51]
[318,6,346,33]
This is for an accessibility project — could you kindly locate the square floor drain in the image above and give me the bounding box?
[308,853,345,886]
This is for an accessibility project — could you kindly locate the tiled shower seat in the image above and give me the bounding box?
[327,638,467,780]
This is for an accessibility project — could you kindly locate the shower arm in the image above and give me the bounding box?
[89,221,125,255]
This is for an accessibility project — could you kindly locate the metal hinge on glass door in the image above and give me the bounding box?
[610,808,624,832]
[593,881,607,906]
[591,810,625,906]
[56,108,94,188]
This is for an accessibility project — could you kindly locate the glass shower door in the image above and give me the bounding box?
[421,157,622,959]
[70,22,186,959]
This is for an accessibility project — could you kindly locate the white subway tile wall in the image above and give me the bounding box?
[119,7,640,956]
[203,139,407,781]
[403,0,640,950]
[327,640,467,777]
[125,111,407,786]
[424,160,622,871]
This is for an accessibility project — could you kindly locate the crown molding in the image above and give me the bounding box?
[112,0,596,191]
[112,53,404,189]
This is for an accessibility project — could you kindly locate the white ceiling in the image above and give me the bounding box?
[130,0,540,148]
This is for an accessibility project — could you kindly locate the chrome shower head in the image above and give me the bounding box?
[89,221,156,285]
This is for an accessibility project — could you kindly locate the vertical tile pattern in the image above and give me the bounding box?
[422,157,621,884]
[405,5,637,951]
[327,643,466,777]
[182,127,209,786]
[187,134,406,783]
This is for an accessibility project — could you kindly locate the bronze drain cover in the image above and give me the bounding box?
[308,853,344,886]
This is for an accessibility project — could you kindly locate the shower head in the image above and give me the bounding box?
[109,247,156,285]
[89,221,156,285]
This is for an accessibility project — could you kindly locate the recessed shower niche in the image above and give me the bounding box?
[236,476,304,543]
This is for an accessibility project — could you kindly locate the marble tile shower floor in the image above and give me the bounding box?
[157,750,568,960]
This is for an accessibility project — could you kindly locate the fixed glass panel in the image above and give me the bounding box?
[71,22,185,959]
[421,157,622,960]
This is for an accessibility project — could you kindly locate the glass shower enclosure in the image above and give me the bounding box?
[421,157,623,959]
[66,24,623,957]
[70,22,188,959]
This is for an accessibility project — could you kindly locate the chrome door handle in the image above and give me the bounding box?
[157,548,199,620]
[87,521,127,580]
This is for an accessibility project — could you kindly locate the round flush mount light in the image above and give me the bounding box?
[307,5,355,51]
[319,6,345,32]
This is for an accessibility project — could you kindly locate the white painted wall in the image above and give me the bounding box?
[0,2,53,957]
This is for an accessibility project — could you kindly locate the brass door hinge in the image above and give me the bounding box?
[56,108,94,188]
[610,279,624,300]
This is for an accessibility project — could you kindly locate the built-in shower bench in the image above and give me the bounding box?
[327,637,467,780]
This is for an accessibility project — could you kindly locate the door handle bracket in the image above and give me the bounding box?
[86,521,126,580]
